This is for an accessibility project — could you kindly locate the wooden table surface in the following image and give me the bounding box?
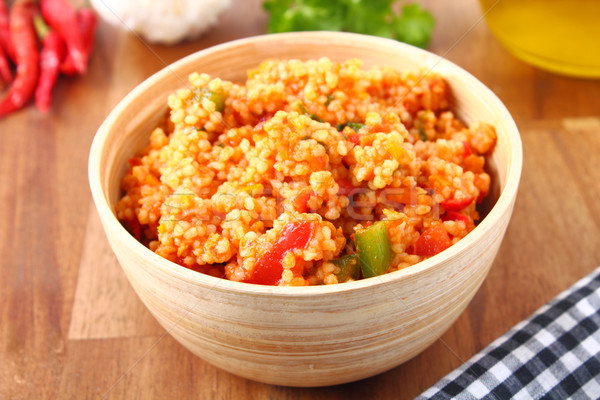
[2,0,600,398]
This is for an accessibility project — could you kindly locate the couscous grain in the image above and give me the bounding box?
[116,58,496,286]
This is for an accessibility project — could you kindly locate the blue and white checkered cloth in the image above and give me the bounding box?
[418,266,600,400]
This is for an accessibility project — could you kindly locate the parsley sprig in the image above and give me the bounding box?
[263,0,435,49]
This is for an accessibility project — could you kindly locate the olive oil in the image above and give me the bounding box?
[480,0,600,78]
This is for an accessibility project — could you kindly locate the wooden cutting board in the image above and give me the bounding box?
[64,117,600,399]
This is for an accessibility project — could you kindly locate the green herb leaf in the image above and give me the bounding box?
[263,0,344,33]
[336,121,365,132]
[298,102,324,122]
[263,0,435,48]
[325,94,335,107]
[393,3,435,49]
[418,112,428,140]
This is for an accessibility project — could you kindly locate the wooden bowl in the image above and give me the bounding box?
[88,32,522,387]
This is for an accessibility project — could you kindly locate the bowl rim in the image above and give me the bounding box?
[88,31,523,297]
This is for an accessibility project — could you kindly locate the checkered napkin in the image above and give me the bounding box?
[418,266,600,400]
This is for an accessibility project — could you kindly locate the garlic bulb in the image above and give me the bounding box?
[91,0,233,45]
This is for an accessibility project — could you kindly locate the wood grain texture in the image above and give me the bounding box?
[1,0,599,398]
[68,206,163,340]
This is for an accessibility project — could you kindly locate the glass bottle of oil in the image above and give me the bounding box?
[479,0,600,78]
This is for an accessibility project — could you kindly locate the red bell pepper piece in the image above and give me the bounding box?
[441,194,474,212]
[413,222,452,257]
[0,0,39,117]
[245,221,314,285]
[442,210,470,225]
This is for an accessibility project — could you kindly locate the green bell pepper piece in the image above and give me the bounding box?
[332,254,360,282]
[200,88,225,113]
[354,221,394,278]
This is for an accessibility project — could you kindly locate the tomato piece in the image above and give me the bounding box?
[253,112,275,132]
[369,122,392,133]
[294,190,313,213]
[124,218,142,240]
[128,157,142,167]
[463,140,472,157]
[336,178,355,197]
[258,111,274,123]
[347,132,360,145]
[442,210,470,225]
[414,222,452,257]
[441,194,474,211]
[245,222,314,285]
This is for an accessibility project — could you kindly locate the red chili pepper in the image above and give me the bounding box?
[245,222,314,285]
[441,210,470,225]
[0,44,11,85]
[441,194,474,212]
[0,0,15,60]
[0,0,39,117]
[40,0,86,74]
[413,222,452,257]
[0,0,13,85]
[34,16,65,113]
[59,7,96,76]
